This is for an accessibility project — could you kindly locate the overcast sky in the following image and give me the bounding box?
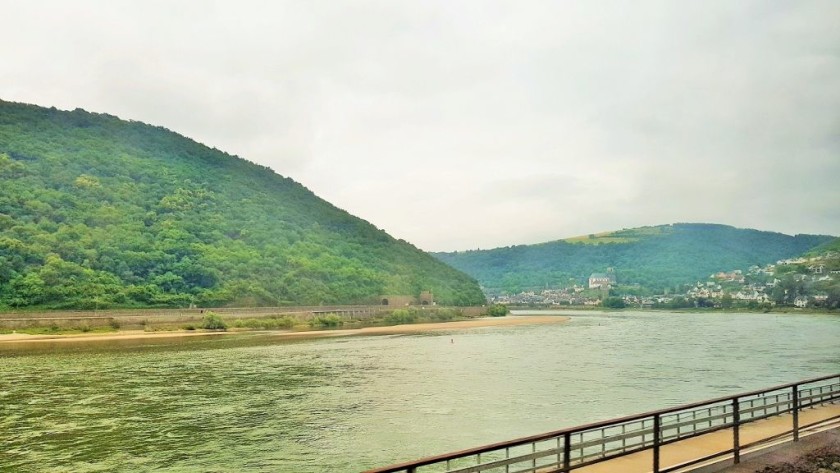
[2,1,838,251]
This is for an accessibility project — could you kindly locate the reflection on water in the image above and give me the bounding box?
[1,311,838,472]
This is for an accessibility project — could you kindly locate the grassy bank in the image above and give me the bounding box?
[0,306,489,336]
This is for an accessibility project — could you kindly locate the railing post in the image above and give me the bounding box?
[532,442,536,470]
[732,398,740,464]
[653,414,661,473]
[563,432,571,472]
[792,384,800,442]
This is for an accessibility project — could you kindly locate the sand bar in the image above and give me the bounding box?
[0,315,569,345]
[272,315,570,340]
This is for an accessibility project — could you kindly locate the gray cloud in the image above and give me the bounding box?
[2,0,838,250]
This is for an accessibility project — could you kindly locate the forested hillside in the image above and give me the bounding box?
[435,224,833,294]
[0,100,485,309]
[807,237,840,257]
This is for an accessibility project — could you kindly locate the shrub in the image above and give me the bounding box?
[432,308,456,321]
[273,316,296,329]
[201,312,227,330]
[232,316,296,330]
[602,297,626,309]
[487,304,509,317]
[310,314,343,328]
[384,309,417,325]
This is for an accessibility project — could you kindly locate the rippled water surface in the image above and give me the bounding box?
[1,311,838,472]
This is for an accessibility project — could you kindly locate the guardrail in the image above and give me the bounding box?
[363,374,840,473]
[0,305,391,319]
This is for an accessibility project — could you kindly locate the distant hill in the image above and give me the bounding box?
[806,237,840,257]
[434,224,834,294]
[0,100,485,309]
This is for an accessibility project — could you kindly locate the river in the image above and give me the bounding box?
[1,310,838,472]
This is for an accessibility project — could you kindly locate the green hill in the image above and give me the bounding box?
[0,100,485,309]
[806,237,840,257]
[434,224,834,294]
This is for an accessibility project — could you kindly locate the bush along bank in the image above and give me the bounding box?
[1,305,501,335]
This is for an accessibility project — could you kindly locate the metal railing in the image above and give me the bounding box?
[363,374,840,473]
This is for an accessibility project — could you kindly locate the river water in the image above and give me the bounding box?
[1,311,838,472]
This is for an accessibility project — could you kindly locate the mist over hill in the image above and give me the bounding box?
[434,224,834,294]
[0,100,485,309]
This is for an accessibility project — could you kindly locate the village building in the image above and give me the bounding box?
[418,291,434,305]
[809,264,825,274]
[588,271,616,289]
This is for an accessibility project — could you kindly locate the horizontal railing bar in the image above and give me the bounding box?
[661,407,729,422]
[447,447,564,473]
[362,374,840,473]
[800,388,840,400]
[444,426,658,470]
[800,393,840,409]
[740,401,792,416]
[800,381,840,389]
[566,442,669,471]
[733,409,792,425]
[578,407,759,445]
[662,395,796,421]
[657,422,736,448]
[449,425,665,472]
[660,412,733,433]
[572,430,652,450]
[448,442,662,473]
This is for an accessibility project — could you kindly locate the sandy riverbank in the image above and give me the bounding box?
[272,315,570,340]
[0,315,570,345]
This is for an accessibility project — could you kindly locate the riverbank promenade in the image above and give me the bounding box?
[364,374,840,473]
[576,403,840,473]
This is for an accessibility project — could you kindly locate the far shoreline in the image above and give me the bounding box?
[0,315,570,345]
[509,306,838,315]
